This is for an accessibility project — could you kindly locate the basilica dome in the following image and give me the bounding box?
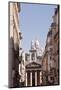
[31,40,35,49]
[35,40,40,49]
[30,39,43,56]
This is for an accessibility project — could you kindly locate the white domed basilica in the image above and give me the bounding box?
[31,39,43,57]
[35,39,40,49]
[24,39,43,86]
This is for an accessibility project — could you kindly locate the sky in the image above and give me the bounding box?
[19,3,57,51]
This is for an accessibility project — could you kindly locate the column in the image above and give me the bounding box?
[30,53,31,62]
[40,72,42,84]
[30,72,32,86]
[35,71,37,86]
[35,53,36,61]
[26,72,27,86]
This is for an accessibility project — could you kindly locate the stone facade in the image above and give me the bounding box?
[19,50,25,86]
[9,2,21,88]
[51,6,59,84]
[24,40,43,86]
[42,6,59,85]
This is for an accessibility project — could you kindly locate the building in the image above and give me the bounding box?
[42,50,48,85]
[19,50,25,87]
[42,29,53,85]
[51,6,59,84]
[42,6,59,85]
[9,2,21,88]
[19,31,26,87]
[25,40,43,86]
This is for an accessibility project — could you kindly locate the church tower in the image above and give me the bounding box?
[25,39,43,86]
[29,40,36,61]
[29,39,43,62]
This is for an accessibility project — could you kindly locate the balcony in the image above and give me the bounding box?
[19,32,23,40]
[47,30,52,37]
[51,22,56,28]
[54,29,59,40]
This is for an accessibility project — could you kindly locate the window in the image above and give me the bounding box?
[31,53,35,60]
[50,77,54,81]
